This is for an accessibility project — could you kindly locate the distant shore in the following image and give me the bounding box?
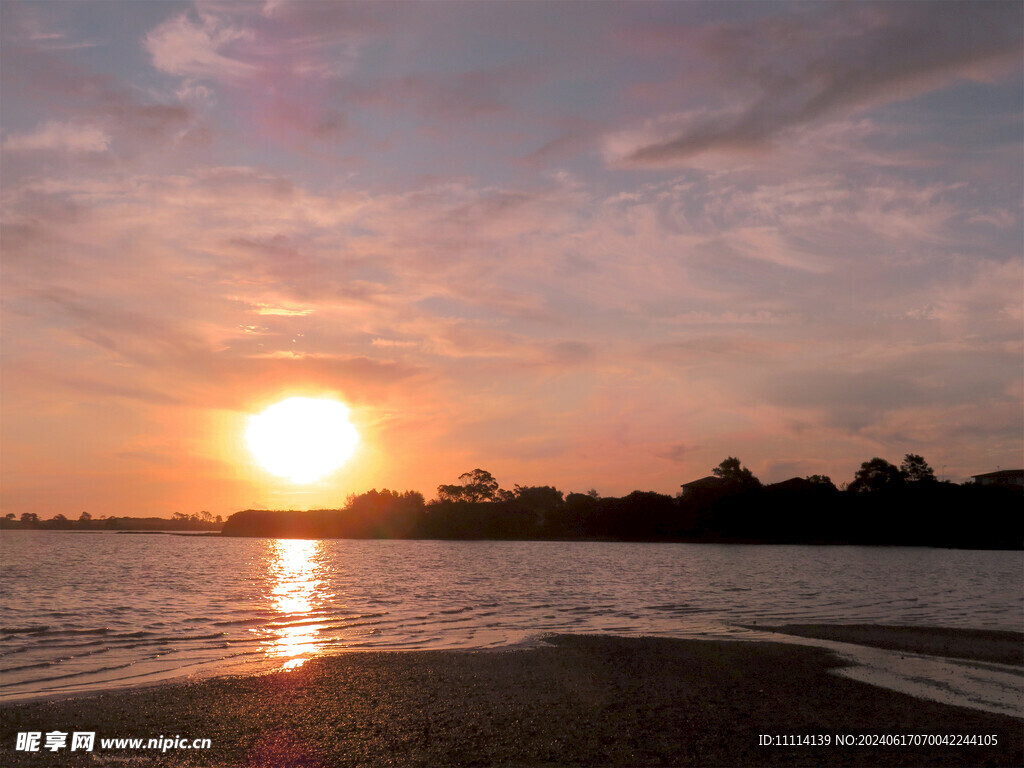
[2,630,1020,767]
[5,477,1021,549]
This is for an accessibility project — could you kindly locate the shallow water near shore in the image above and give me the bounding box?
[1,532,1021,706]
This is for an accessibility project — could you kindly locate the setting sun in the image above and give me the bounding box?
[246,397,359,484]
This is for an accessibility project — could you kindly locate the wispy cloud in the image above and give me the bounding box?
[3,121,110,153]
[608,2,1022,165]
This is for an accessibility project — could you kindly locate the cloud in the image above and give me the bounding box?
[250,303,314,317]
[760,339,1020,434]
[3,90,1020,507]
[346,68,526,121]
[610,2,1023,165]
[647,335,784,367]
[0,34,198,161]
[146,10,256,81]
[4,1,1021,518]
[548,341,595,365]
[143,4,364,143]
[0,2,100,51]
[371,338,418,349]
[654,443,698,464]
[3,121,110,153]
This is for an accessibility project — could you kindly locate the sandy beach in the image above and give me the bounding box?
[1,630,1021,767]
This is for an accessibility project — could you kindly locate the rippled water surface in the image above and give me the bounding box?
[1,532,1021,701]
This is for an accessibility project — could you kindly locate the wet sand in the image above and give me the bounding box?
[1,632,1021,767]
[759,624,1024,665]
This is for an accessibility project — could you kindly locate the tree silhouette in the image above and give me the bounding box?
[437,468,499,503]
[505,485,563,510]
[849,458,904,492]
[712,457,761,488]
[900,454,936,484]
[805,474,836,489]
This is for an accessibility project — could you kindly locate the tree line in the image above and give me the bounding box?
[1,510,223,531]
[220,456,1022,549]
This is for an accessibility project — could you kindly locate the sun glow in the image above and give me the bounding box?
[246,397,359,484]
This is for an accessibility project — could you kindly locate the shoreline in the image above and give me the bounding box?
[5,528,1023,551]
[3,623,1020,705]
[2,631,1021,767]
[756,624,1024,666]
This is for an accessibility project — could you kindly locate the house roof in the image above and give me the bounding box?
[766,477,814,491]
[971,469,1024,480]
[680,475,722,489]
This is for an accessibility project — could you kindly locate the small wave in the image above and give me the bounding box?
[0,660,62,673]
[21,638,109,652]
[46,631,228,647]
[149,632,226,643]
[265,617,328,631]
[675,607,706,615]
[559,605,614,614]
[43,628,112,638]
[0,626,50,636]
[212,617,271,628]
[335,618,394,631]
[6,661,137,686]
[299,612,388,626]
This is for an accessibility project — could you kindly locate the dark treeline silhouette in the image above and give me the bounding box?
[1,510,222,532]
[221,456,1022,550]
[222,490,425,539]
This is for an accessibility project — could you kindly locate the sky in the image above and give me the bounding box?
[1,0,1022,517]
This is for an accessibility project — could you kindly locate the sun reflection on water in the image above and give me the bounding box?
[265,539,329,670]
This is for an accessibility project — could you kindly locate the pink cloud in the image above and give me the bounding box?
[2,121,110,153]
[143,4,361,145]
[146,10,256,81]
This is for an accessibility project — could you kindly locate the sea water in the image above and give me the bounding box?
[1,532,1021,708]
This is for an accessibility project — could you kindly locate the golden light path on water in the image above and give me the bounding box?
[265,539,329,670]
